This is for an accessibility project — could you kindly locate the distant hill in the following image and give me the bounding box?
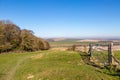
[47,37,120,42]
[47,38,68,42]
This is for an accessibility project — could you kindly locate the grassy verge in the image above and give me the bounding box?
[0,50,119,80]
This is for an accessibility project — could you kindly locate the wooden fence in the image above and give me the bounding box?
[71,42,120,67]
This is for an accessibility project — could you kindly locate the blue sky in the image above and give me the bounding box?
[0,0,120,38]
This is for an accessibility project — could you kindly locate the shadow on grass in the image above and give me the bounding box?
[0,73,6,78]
[108,69,120,78]
[95,67,120,80]
[79,52,90,64]
[79,52,104,69]
[79,51,120,79]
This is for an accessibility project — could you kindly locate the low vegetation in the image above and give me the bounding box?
[0,50,119,80]
[0,20,50,53]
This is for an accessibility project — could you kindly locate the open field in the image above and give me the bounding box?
[49,39,112,48]
[49,39,79,47]
[0,49,120,80]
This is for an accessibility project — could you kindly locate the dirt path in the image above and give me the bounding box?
[6,56,29,80]
[5,52,44,80]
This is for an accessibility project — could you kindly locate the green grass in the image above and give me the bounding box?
[92,50,120,64]
[92,50,108,63]
[0,50,119,80]
[114,51,120,60]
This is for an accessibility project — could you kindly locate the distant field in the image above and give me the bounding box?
[49,39,112,47]
[0,50,119,80]
[49,39,92,47]
[49,39,78,44]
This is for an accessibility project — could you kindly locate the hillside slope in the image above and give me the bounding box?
[0,50,119,80]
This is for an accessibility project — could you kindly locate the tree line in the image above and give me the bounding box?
[0,20,50,53]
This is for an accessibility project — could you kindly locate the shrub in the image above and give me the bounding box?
[0,20,50,53]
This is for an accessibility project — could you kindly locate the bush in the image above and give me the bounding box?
[0,20,50,53]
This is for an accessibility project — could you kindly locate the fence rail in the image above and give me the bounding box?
[69,42,120,67]
[51,42,120,67]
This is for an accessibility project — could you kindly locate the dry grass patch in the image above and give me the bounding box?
[31,54,44,60]
[50,47,68,51]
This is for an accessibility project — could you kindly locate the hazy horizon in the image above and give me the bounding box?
[45,36,120,40]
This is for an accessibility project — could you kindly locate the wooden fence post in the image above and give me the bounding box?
[89,43,92,57]
[72,45,76,51]
[84,45,87,53]
[108,42,114,65]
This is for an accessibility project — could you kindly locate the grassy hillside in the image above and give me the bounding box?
[0,50,119,80]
